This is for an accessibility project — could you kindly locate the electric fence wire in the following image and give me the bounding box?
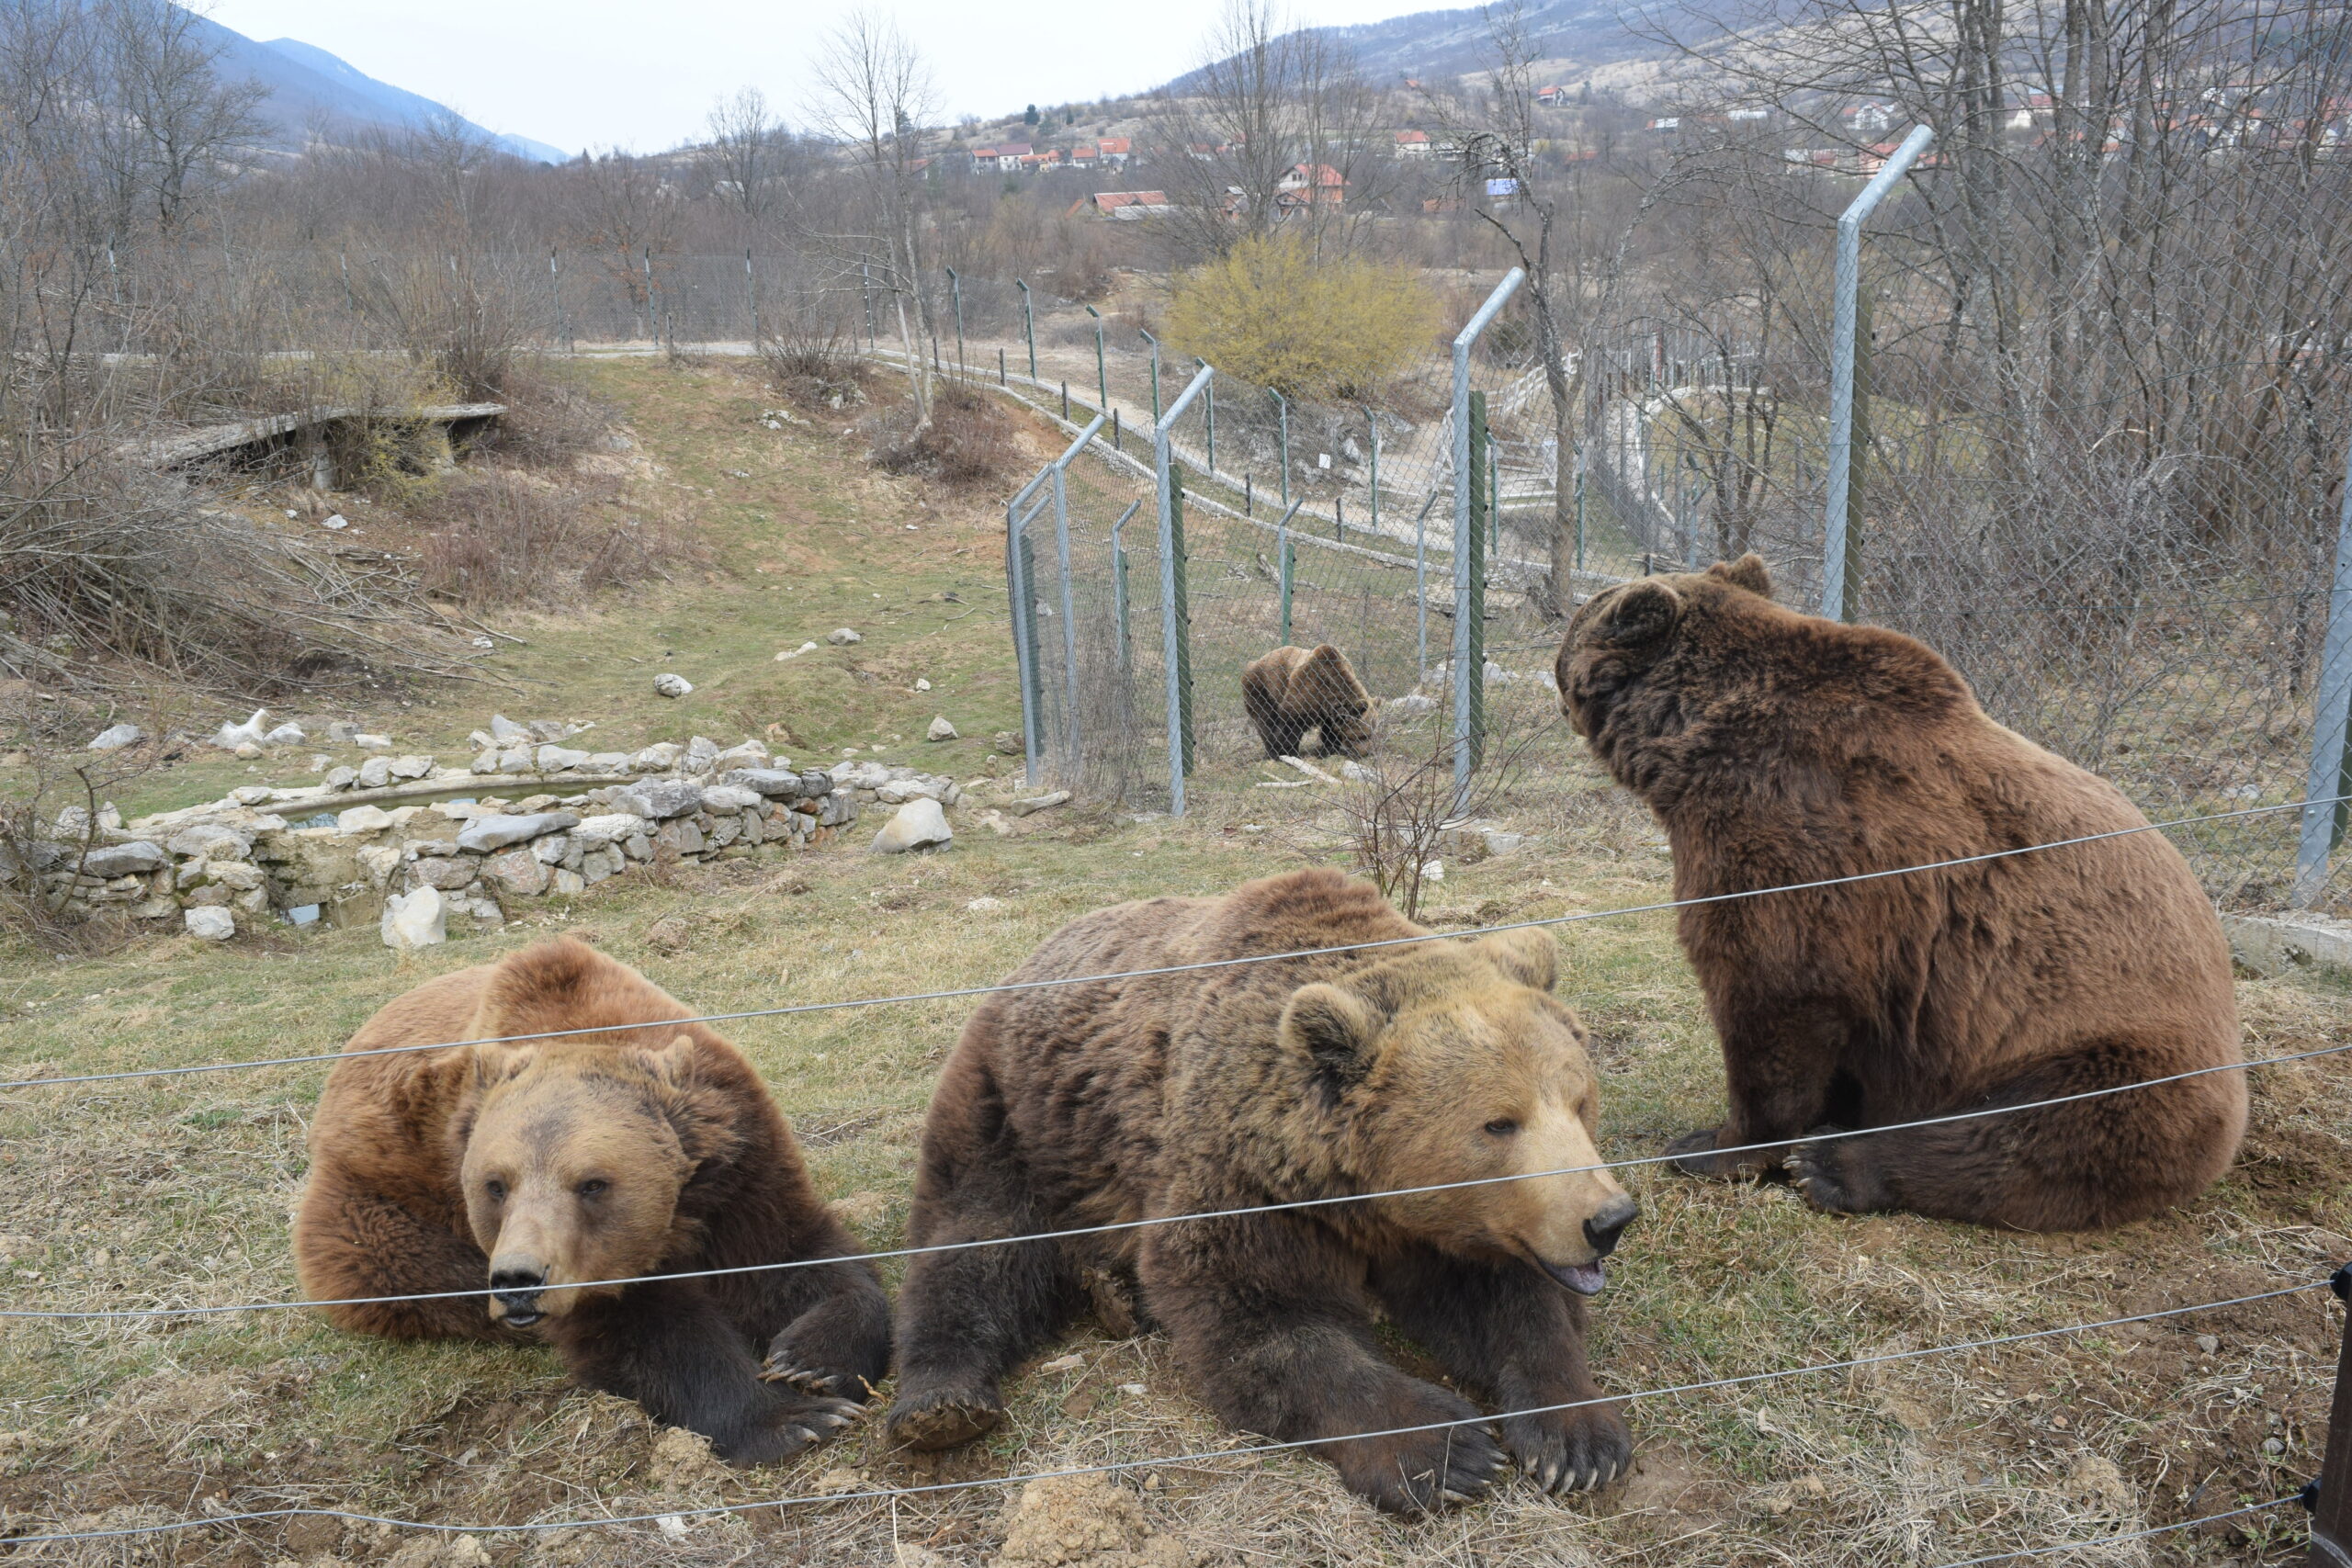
[1,1281,2330,1548]
[5,793,2339,1096]
[6,1033,2347,1322]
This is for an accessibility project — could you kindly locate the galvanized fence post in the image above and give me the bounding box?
[1156,365,1215,815]
[1823,123,1932,622]
[1272,388,1290,507]
[1454,269,1523,801]
[1110,500,1139,683]
[1142,329,1160,422]
[1278,516,1294,646]
[1048,413,1106,779]
[1004,480,1047,788]
[2311,1261,2351,1566]
[1467,389,1492,774]
[2293,429,2352,908]
[1016,277,1035,380]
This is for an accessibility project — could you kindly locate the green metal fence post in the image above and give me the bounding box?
[1169,464,1193,776]
[1271,388,1290,507]
[1141,329,1160,422]
[1278,518,1294,646]
[1085,304,1107,414]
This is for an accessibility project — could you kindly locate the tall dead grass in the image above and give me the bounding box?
[864,384,1019,489]
[413,470,693,610]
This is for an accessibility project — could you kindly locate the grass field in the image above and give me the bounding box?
[0,356,2345,1568]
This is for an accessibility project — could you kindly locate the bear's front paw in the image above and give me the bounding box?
[1329,1389,1505,1514]
[759,1348,875,1403]
[884,1381,1005,1453]
[713,1392,864,1468]
[1500,1403,1631,1495]
[1785,1130,1883,1214]
[1664,1126,1775,1182]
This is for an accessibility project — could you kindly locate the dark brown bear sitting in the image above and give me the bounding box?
[294,941,892,1464]
[1555,554,2245,1232]
[885,868,1638,1513]
[1241,643,1374,759]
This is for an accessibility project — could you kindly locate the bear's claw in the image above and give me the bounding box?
[1785,1130,1859,1213]
[885,1385,1005,1453]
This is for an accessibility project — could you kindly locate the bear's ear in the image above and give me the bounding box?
[468,1042,537,1089]
[1278,982,1385,1093]
[633,1033,697,1085]
[1474,928,1559,992]
[1584,580,1682,649]
[1707,554,1773,598]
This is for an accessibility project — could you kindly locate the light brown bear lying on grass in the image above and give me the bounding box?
[887,867,1638,1514]
[294,940,891,1464]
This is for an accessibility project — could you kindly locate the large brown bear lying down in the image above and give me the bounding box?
[885,868,1638,1514]
[1242,643,1374,759]
[1555,555,2245,1232]
[294,941,892,1464]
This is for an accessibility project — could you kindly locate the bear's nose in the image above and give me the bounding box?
[1583,1194,1640,1258]
[488,1263,548,1322]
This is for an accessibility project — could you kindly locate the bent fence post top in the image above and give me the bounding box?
[1822,122,1934,624]
[1454,269,1524,801]
[1155,365,1216,817]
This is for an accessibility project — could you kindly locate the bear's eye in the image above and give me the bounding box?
[483,1179,506,1202]
[1483,1118,1520,1136]
[575,1179,608,1198]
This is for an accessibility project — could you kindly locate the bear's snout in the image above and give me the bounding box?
[488,1259,549,1325]
[1583,1193,1639,1258]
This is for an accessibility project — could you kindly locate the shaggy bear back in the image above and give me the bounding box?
[1556,557,2244,1231]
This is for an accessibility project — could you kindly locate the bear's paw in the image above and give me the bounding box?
[884,1382,1006,1453]
[1500,1404,1632,1496]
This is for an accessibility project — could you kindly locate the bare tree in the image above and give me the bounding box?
[703,86,789,228]
[809,13,939,423]
[1148,0,1390,261]
[1429,2,1667,615]
[95,0,267,233]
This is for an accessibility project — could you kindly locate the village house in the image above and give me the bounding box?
[1072,190,1175,220]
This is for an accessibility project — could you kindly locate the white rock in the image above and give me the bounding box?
[572,812,651,847]
[354,733,392,750]
[185,907,235,942]
[389,754,434,780]
[213,709,269,750]
[712,740,768,769]
[323,766,358,791]
[1421,859,1445,882]
[264,723,307,747]
[233,741,264,760]
[88,723,143,750]
[356,844,402,885]
[927,716,959,741]
[1481,830,1530,856]
[1388,694,1438,716]
[915,678,932,692]
[456,811,580,852]
[357,757,393,789]
[1008,790,1071,817]
[630,742,683,773]
[230,785,276,806]
[380,886,447,951]
[490,715,531,743]
[1340,761,1380,784]
[653,672,694,698]
[537,744,593,772]
[826,627,863,645]
[497,747,533,773]
[965,896,1004,911]
[471,750,500,774]
[869,797,952,854]
[337,805,395,834]
[321,513,348,530]
[702,785,761,811]
[550,868,586,897]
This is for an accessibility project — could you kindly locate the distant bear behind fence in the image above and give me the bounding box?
[294,941,892,1465]
[1555,554,2245,1233]
[1241,643,1374,759]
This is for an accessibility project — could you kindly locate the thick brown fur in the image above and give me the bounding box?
[1555,555,2245,1232]
[886,868,1637,1514]
[293,940,891,1465]
[1241,643,1375,759]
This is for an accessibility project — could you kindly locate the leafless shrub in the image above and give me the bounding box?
[413,470,690,609]
[471,366,619,471]
[1335,702,1558,919]
[864,384,1016,488]
[0,695,176,952]
[0,447,475,695]
[758,317,862,408]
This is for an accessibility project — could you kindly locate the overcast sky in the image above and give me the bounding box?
[202,1,1425,154]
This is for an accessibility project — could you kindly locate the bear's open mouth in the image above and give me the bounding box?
[1538,1258,1606,1295]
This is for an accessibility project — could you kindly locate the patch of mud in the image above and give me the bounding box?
[989,1474,1188,1568]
